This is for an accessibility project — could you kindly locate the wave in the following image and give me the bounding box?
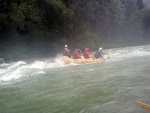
[106,45,150,62]
[0,45,150,83]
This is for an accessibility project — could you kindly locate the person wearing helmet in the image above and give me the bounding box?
[94,47,104,58]
[71,49,81,59]
[62,45,70,57]
[83,48,91,58]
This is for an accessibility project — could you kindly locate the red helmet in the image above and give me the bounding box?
[85,48,89,51]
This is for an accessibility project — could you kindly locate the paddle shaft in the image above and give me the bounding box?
[79,49,83,55]
[89,49,96,59]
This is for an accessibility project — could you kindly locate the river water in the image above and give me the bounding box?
[0,45,150,113]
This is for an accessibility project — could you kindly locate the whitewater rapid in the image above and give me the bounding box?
[0,45,150,83]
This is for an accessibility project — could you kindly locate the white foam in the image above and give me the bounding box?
[1,68,22,81]
[1,45,150,83]
[106,45,150,62]
[29,61,46,69]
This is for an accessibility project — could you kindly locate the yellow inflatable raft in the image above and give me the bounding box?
[62,54,110,64]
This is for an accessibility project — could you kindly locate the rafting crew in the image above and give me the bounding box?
[94,47,104,58]
[62,45,107,60]
[62,46,95,59]
[83,48,96,59]
[83,48,91,58]
[62,45,70,57]
[71,49,81,59]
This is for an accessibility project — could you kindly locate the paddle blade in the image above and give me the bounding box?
[137,101,150,112]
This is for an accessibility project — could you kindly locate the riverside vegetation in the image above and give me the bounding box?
[0,0,150,61]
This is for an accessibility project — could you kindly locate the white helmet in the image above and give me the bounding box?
[99,47,102,50]
[65,45,68,47]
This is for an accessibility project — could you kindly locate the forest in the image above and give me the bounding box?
[0,0,150,61]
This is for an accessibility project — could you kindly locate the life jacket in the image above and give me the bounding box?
[94,50,103,58]
[83,50,90,58]
[62,48,68,55]
[72,50,80,59]
[95,51,100,58]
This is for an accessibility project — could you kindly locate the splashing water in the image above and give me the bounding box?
[0,45,150,83]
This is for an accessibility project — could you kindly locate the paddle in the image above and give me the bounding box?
[95,48,106,61]
[79,49,84,59]
[100,51,107,61]
[100,47,107,61]
[79,49,86,63]
[88,49,96,60]
[97,51,106,61]
[79,49,83,55]
[137,101,150,112]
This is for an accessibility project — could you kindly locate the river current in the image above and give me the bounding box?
[0,45,150,113]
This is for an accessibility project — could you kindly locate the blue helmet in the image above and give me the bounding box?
[75,49,78,51]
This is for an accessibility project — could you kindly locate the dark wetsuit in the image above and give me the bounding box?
[94,50,104,58]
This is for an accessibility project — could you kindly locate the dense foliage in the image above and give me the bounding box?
[0,0,150,61]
